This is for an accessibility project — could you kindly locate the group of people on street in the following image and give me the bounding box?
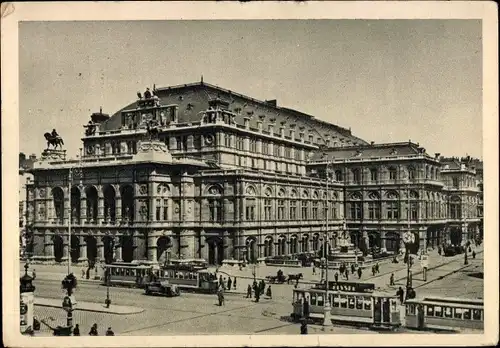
[72,323,114,336]
[218,275,237,291]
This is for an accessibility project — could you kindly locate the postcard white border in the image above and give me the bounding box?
[2,1,498,347]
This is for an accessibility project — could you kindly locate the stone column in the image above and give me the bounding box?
[64,194,70,226]
[97,239,105,262]
[78,235,88,262]
[223,231,232,260]
[380,229,387,252]
[114,236,122,262]
[115,194,122,225]
[180,230,194,259]
[80,196,87,224]
[147,236,158,262]
[200,232,208,261]
[62,235,69,262]
[44,233,55,259]
[97,196,105,224]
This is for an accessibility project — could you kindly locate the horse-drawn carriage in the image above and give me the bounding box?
[265,270,303,284]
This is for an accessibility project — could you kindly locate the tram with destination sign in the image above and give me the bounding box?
[291,281,401,329]
[405,296,483,332]
[153,264,219,294]
[103,263,153,288]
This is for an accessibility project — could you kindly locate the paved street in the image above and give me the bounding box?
[26,246,483,335]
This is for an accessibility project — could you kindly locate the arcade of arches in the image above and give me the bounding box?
[36,223,480,265]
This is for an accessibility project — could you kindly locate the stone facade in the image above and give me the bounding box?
[24,81,483,265]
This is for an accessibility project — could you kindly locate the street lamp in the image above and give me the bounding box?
[402,231,415,294]
[104,267,111,308]
[323,161,333,327]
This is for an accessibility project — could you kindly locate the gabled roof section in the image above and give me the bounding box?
[310,142,426,162]
[99,81,367,147]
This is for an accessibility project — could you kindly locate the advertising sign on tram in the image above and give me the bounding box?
[318,281,375,293]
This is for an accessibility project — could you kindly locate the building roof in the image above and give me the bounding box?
[19,153,36,173]
[309,142,429,162]
[99,81,368,147]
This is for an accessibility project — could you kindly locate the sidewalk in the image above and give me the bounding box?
[35,297,144,315]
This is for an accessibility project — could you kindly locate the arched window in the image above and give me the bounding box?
[290,235,298,254]
[352,168,361,183]
[408,166,416,180]
[70,186,81,224]
[335,170,343,182]
[85,186,98,223]
[120,185,134,223]
[370,168,378,182]
[264,236,273,257]
[389,167,397,180]
[278,235,286,256]
[103,185,116,224]
[52,187,65,224]
[156,184,170,221]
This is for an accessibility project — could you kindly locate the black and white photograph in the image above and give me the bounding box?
[2,1,498,347]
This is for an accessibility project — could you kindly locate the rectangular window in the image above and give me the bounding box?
[301,201,309,220]
[368,202,381,220]
[278,200,285,220]
[349,202,362,219]
[410,202,418,220]
[389,169,397,180]
[262,142,269,155]
[352,169,361,183]
[290,200,297,220]
[387,202,399,220]
[454,308,463,319]
[264,199,272,221]
[453,177,459,188]
[246,199,256,221]
[312,201,318,220]
[163,200,169,221]
[156,199,161,220]
[370,169,378,182]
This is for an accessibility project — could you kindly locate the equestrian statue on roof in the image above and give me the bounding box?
[44,129,65,150]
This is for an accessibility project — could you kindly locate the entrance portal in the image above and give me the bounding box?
[86,236,97,266]
[70,235,80,263]
[122,236,134,263]
[207,237,223,265]
[53,235,64,262]
[103,236,114,264]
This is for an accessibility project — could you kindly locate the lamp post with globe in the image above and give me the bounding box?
[402,231,415,294]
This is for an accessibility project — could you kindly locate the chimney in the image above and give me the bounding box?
[435,152,441,159]
[29,154,36,161]
[370,141,375,145]
[265,99,277,107]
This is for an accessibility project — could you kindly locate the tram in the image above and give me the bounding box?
[103,263,153,288]
[292,281,401,329]
[154,263,219,294]
[405,296,483,332]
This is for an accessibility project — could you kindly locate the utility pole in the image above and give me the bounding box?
[323,161,332,327]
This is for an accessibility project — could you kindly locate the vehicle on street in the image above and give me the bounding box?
[103,263,153,288]
[405,296,483,332]
[155,263,219,294]
[145,280,181,297]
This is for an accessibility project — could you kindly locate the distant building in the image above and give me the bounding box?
[19,153,36,258]
[24,81,483,265]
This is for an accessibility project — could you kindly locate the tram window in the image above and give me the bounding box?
[426,305,434,316]
[472,309,482,320]
[356,297,363,310]
[179,272,184,279]
[454,308,463,319]
[364,298,371,311]
[434,306,443,317]
[317,295,324,307]
[174,271,178,278]
[333,296,340,308]
[310,293,317,306]
[463,309,471,320]
[407,304,416,315]
[348,297,355,309]
[340,295,347,309]
[444,307,453,318]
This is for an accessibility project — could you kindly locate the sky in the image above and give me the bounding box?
[19,20,482,159]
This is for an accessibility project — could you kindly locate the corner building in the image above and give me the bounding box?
[25,81,482,265]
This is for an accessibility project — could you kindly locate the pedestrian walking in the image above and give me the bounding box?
[255,288,260,303]
[72,324,80,336]
[334,272,339,283]
[89,323,98,336]
[396,287,405,304]
[303,298,310,320]
[81,269,85,279]
[345,269,349,280]
[246,284,252,298]
[266,285,272,299]
[300,319,308,334]
[375,263,380,273]
[233,277,237,289]
[390,273,395,286]
[371,266,376,276]
[227,277,232,291]
[312,265,316,275]
[223,277,227,290]
[357,267,362,279]
[219,275,223,287]
[105,327,115,336]
[472,250,476,259]
[32,269,36,280]
[351,264,355,274]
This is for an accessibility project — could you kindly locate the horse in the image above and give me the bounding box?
[44,133,64,150]
[287,273,303,284]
